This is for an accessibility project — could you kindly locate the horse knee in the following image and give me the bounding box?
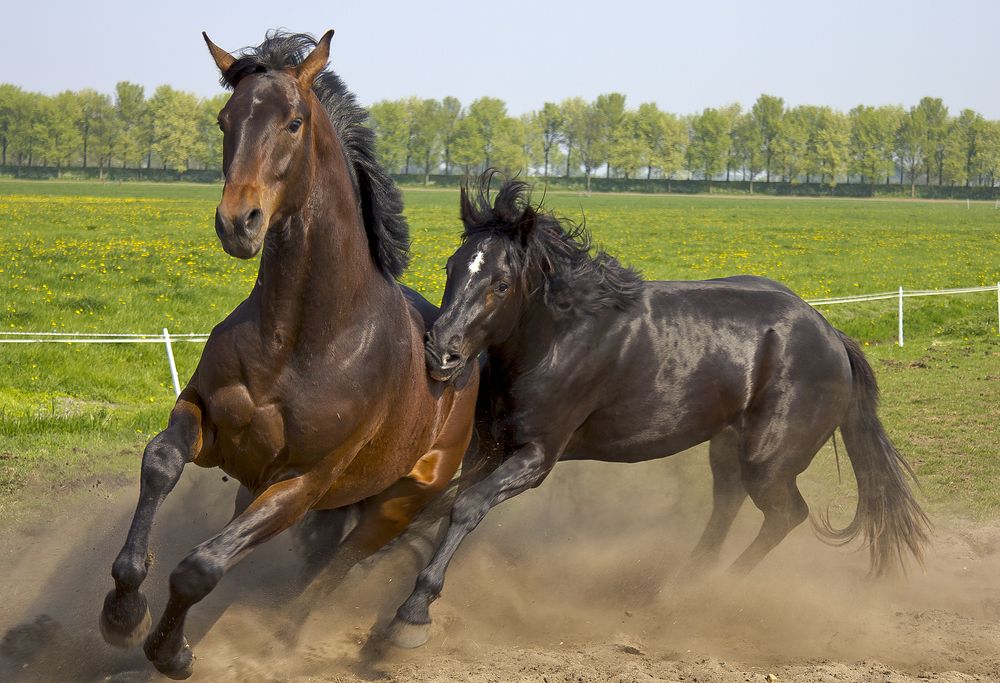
[140,435,186,491]
[169,551,224,604]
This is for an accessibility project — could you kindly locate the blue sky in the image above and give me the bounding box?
[4,0,999,117]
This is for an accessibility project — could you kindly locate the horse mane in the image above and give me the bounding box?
[460,172,643,316]
[219,31,410,279]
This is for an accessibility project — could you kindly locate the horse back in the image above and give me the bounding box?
[527,276,851,462]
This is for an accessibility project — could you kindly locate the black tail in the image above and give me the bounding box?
[813,332,931,576]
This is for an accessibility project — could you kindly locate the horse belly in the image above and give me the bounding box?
[313,408,439,510]
[563,410,718,463]
[313,455,412,509]
[563,378,729,462]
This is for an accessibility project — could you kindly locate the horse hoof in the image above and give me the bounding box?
[99,589,151,648]
[149,639,193,680]
[385,618,430,649]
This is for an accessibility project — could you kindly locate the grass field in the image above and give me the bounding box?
[1,179,998,517]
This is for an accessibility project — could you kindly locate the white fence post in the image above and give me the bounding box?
[163,327,181,398]
[898,286,904,347]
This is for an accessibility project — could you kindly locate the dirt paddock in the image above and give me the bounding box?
[1,454,998,682]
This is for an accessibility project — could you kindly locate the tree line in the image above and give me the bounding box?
[371,94,1000,195]
[0,83,226,175]
[2,81,999,195]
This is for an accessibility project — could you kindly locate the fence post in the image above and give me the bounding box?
[997,282,999,335]
[163,327,181,398]
[898,286,904,347]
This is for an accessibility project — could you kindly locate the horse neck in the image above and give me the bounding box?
[493,296,564,374]
[252,135,394,347]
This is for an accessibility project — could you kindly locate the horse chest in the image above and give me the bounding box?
[206,383,258,433]
[205,384,285,461]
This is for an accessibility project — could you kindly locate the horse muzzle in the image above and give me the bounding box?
[424,334,467,384]
[215,207,267,259]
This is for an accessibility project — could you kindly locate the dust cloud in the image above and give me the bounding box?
[1,450,997,681]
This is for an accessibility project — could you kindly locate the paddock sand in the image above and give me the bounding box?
[1,454,998,682]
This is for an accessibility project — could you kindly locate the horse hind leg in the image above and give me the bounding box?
[278,402,476,646]
[728,422,824,575]
[293,505,362,581]
[688,427,747,568]
[729,475,809,575]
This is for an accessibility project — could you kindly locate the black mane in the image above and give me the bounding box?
[220,31,410,279]
[460,172,643,316]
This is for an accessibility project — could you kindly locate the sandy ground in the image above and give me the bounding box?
[0,454,998,682]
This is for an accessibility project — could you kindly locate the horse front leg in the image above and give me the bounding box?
[142,475,321,679]
[387,441,555,648]
[100,392,205,648]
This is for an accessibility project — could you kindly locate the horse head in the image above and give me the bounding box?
[203,30,334,258]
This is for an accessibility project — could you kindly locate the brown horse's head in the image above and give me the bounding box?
[203,30,334,258]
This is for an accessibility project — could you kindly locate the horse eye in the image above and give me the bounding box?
[496,282,510,294]
[288,118,303,133]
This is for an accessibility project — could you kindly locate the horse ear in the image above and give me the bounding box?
[203,32,235,76]
[518,205,538,246]
[296,30,335,88]
[459,184,474,227]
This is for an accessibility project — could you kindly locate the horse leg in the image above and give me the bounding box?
[142,476,320,679]
[290,431,489,595]
[280,427,476,641]
[388,442,554,648]
[728,424,826,575]
[728,475,808,575]
[293,505,361,582]
[689,427,747,568]
[100,394,204,648]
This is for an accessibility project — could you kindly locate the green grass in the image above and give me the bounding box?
[1,180,998,517]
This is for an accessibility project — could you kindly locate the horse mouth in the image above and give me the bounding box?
[425,341,467,383]
[219,228,267,259]
[428,358,466,383]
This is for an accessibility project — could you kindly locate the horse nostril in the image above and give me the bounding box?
[441,352,461,368]
[214,209,229,239]
[245,208,263,231]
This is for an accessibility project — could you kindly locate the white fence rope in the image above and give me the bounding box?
[1,284,998,390]
[802,283,1000,347]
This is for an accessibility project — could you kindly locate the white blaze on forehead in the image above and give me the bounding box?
[468,248,486,274]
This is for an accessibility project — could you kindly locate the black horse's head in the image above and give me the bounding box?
[425,176,536,383]
[426,172,643,384]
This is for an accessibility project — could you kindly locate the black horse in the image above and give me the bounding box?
[385,174,930,648]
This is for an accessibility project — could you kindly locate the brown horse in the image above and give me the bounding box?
[98,31,478,679]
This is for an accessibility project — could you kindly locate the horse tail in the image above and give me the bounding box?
[811,331,930,576]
